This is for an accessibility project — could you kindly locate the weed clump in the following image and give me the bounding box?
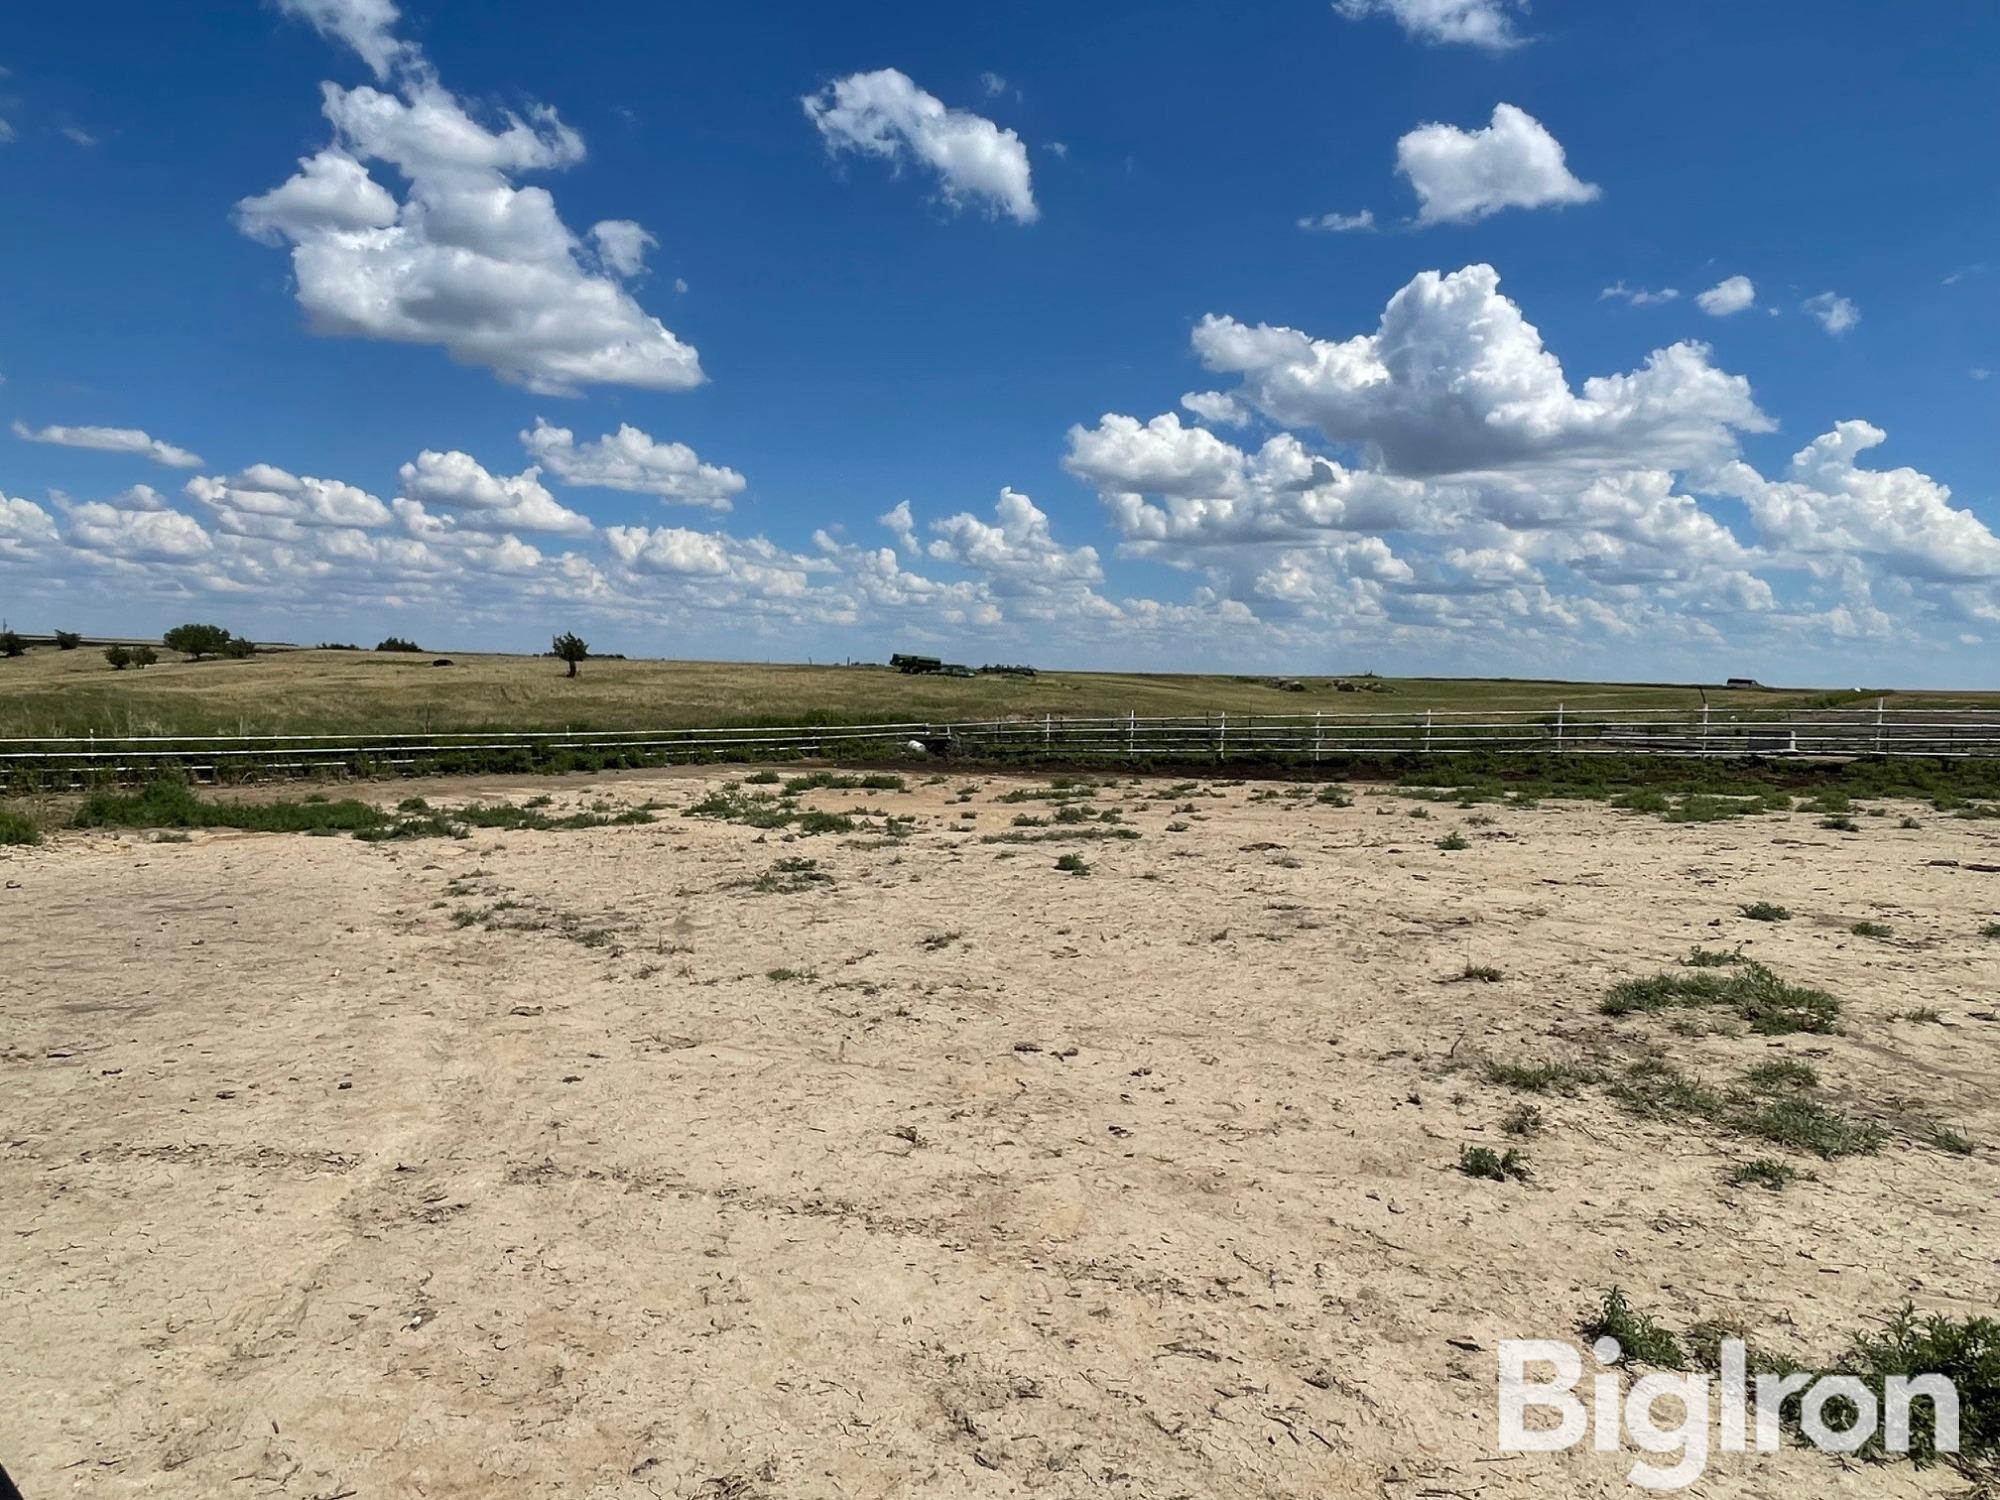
[1726,1158,1816,1191]
[1581,1288,1686,1367]
[1458,1144,1530,1182]
[1603,962,1840,1035]
[0,807,40,845]
[1740,901,1792,922]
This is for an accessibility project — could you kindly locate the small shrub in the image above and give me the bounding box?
[1683,946,1747,967]
[1842,1306,2000,1465]
[0,629,24,658]
[1456,962,1502,983]
[1458,1144,1530,1183]
[1436,831,1470,851]
[104,643,131,670]
[1581,1288,1685,1368]
[1054,853,1090,875]
[1982,922,2000,940]
[1740,901,1792,922]
[1896,1006,1944,1024]
[0,807,41,845]
[919,931,962,951]
[1820,814,1860,832]
[1500,1103,1546,1137]
[1482,1059,1597,1094]
[1849,920,1892,939]
[54,630,82,650]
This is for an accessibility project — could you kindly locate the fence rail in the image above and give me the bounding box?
[6,700,2000,788]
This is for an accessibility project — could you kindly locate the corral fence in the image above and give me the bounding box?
[7,701,2000,789]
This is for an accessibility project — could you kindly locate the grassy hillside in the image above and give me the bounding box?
[0,645,1984,739]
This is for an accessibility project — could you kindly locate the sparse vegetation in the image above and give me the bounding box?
[1581,1288,1686,1367]
[1482,1058,1598,1094]
[1500,1103,1545,1137]
[1850,919,1893,938]
[53,631,82,651]
[1458,1144,1531,1182]
[1435,830,1470,850]
[1603,961,1841,1035]
[1727,1157,1815,1191]
[0,807,41,845]
[1054,853,1090,875]
[1740,901,1792,922]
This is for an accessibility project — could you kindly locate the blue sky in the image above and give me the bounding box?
[2,0,1997,684]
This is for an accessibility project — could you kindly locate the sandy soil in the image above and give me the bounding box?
[4,769,1998,1498]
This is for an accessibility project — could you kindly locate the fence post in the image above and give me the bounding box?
[1874,696,1885,755]
[1312,710,1323,763]
[1043,712,1052,751]
[1127,710,1136,757]
[1423,709,1434,755]
[1700,701,1711,756]
[1555,702,1565,754]
[1217,711,1227,762]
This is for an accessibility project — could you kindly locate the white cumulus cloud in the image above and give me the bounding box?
[239,7,702,395]
[397,449,591,534]
[1333,0,1526,49]
[1696,275,1756,316]
[803,68,1037,224]
[522,419,746,510]
[1396,104,1598,225]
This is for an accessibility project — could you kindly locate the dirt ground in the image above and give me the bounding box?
[4,768,1997,1498]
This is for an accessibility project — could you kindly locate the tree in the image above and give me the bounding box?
[162,623,234,660]
[552,631,589,678]
[375,636,422,653]
[131,645,159,668]
[0,630,23,658]
[222,635,257,659]
[54,631,83,650]
[105,644,132,670]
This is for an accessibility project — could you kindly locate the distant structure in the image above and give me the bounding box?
[979,663,1037,678]
[891,653,943,675]
[1724,676,1764,690]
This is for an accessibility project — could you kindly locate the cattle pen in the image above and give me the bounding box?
[6,701,2000,788]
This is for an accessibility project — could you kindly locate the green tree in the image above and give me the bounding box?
[161,623,233,660]
[375,636,422,653]
[222,635,257,659]
[104,644,132,670]
[0,629,23,658]
[552,631,590,678]
[131,645,159,668]
[54,630,83,650]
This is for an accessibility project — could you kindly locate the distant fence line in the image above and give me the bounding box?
[7,702,2000,788]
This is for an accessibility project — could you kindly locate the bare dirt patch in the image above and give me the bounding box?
[4,771,1997,1497]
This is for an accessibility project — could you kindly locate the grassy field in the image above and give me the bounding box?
[0,644,1990,738]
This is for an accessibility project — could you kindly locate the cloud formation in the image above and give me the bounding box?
[1333,0,1526,50]
[522,420,747,510]
[803,68,1037,223]
[1696,275,1756,316]
[239,1,702,394]
[12,420,203,469]
[1396,105,1599,225]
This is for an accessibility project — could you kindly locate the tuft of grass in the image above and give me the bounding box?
[1740,901,1792,922]
[74,778,384,834]
[1500,1103,1546,1137]
[1482,1058,1598,1094]
[919,930,962,951]
[0,806,41,845]
[1895,1006,1944,1024]
[1726,1157,1816,1191]
[1744,1058,1820,1092]
[1736,1095,1888,1157]
[1922,1122,1975,1156]
[1581,1289,1685,1368]
[765,966,813,982]
[1982,922,2000,940]
[1821,814,1861,832]
[1456,962,1503,983]
[1458,1144,1531,1183]
[1850,919,1892,939]
[1055,853,1090,876]
[1603,961,1841,1035]
[1683,945,1748,967]
[1435,830,1470,851]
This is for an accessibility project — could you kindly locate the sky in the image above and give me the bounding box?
[1,0,1997,685]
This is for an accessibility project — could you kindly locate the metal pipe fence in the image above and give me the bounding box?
[6,700,2000,789]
